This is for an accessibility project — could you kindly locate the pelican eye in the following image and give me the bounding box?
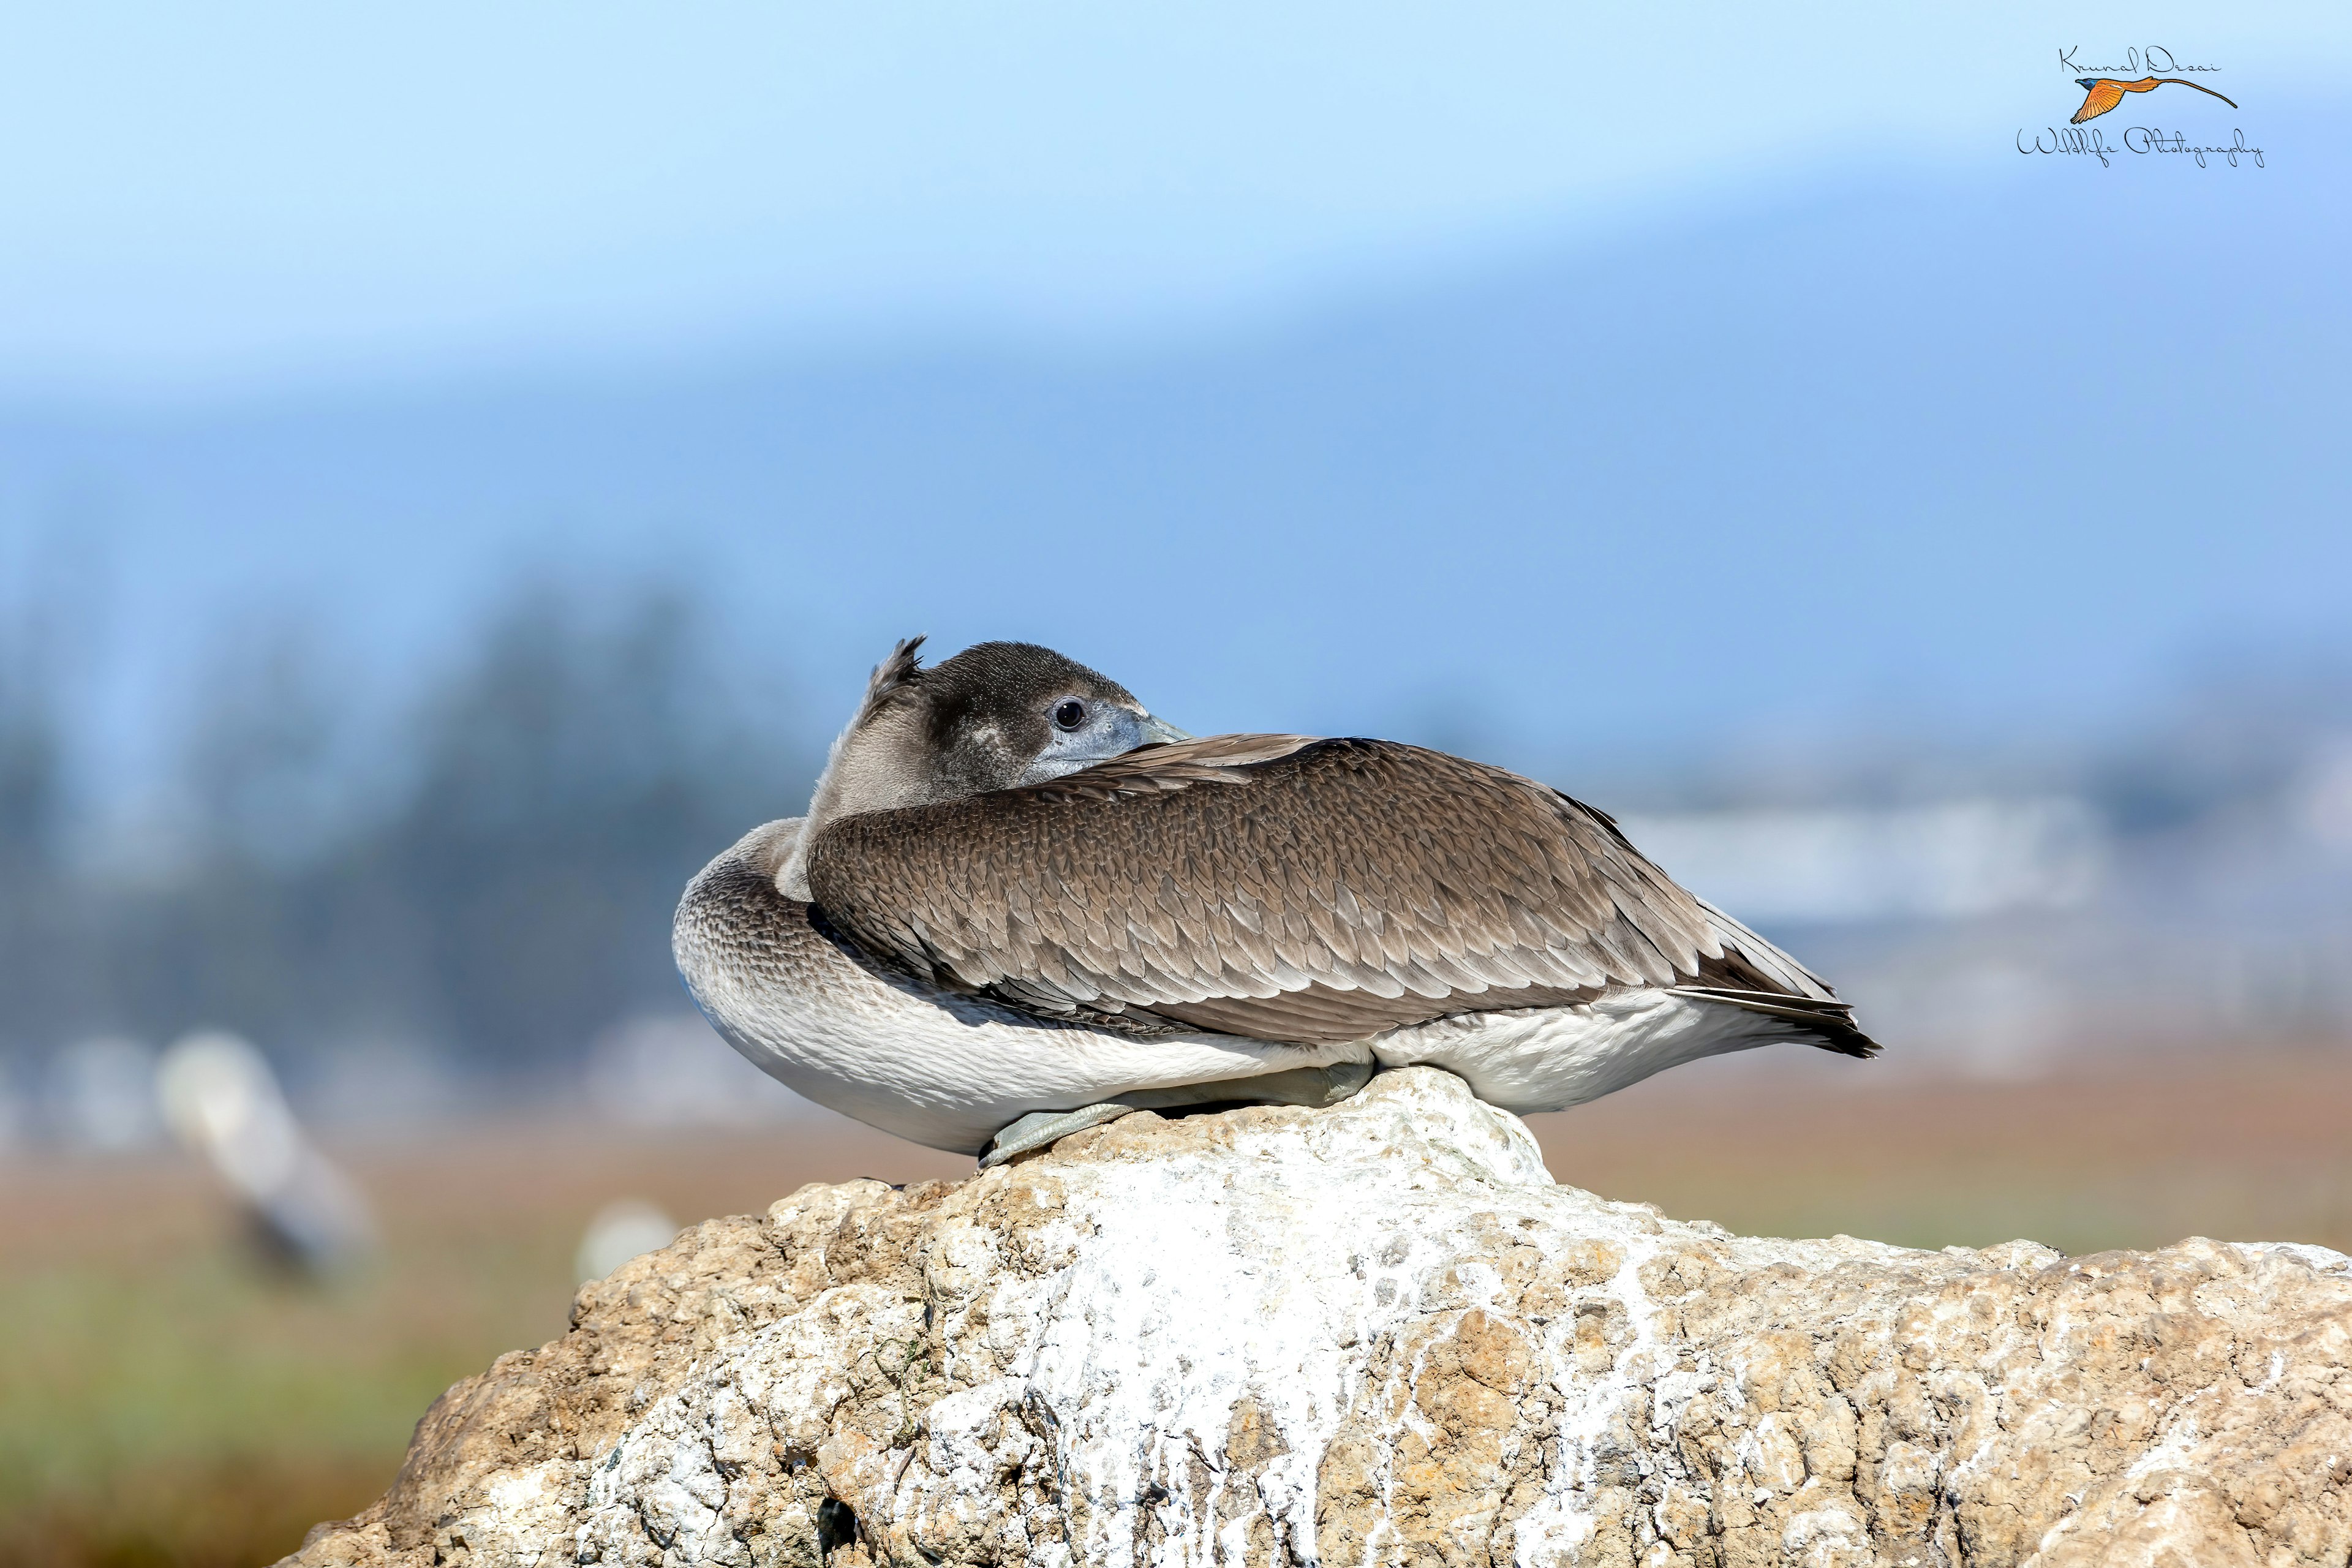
[1052,699,1087,731]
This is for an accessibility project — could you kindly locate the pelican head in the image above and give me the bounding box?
[777,637,1186,897]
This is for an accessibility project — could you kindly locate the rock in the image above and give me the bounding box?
[288,1067,2352,1568]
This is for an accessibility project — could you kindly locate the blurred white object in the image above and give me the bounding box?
[586,1014,818,1127]
[156,1030,377,1273]
[157,1031,298,1193]
[2296,742,2352,852]
[576,1199,680,1283]
[47,1036,163,1150]
[1619,798,2106,924]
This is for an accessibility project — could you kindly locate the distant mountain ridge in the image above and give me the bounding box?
[3,107,2345,783]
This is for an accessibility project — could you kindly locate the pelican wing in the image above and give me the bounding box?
[806,734,1870,1051]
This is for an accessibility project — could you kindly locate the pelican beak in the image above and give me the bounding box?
[1138,714,1192,746]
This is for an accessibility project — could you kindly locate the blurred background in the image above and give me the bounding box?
[4,2,2348,1562]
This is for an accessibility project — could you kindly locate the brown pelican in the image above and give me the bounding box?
[675,639,1876,1163]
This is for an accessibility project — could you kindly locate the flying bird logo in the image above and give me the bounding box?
[2070,75,2237,124]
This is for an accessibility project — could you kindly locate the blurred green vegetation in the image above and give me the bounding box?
[1,1253,555,1568]
[1,1180,573,1567]
[0,1121,965,1568]
[4,1052,2348,1568]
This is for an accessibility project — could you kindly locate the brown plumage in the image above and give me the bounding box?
[806,732,1877,1056]
[679,638,1883,1155]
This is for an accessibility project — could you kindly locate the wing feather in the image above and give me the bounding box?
[807,736,1836,1047]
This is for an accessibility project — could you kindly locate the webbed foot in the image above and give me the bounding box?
[978,1060,1375,1168]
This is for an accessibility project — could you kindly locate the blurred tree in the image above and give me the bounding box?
[0,571,104,1058]
[0,629,61,876]
[0,611,66,1045]
[182,616,357,870]
[371,580,799,1063]
[61,572,811,1078]
[97,616,360,1054]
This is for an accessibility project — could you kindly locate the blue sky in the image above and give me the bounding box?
[6,1,2346,397]
[2,2,2347,815]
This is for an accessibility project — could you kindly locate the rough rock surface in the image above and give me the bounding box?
[290,1068,2352,1567]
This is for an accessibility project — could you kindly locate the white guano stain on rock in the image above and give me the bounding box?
[285,1068,2352,1568]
